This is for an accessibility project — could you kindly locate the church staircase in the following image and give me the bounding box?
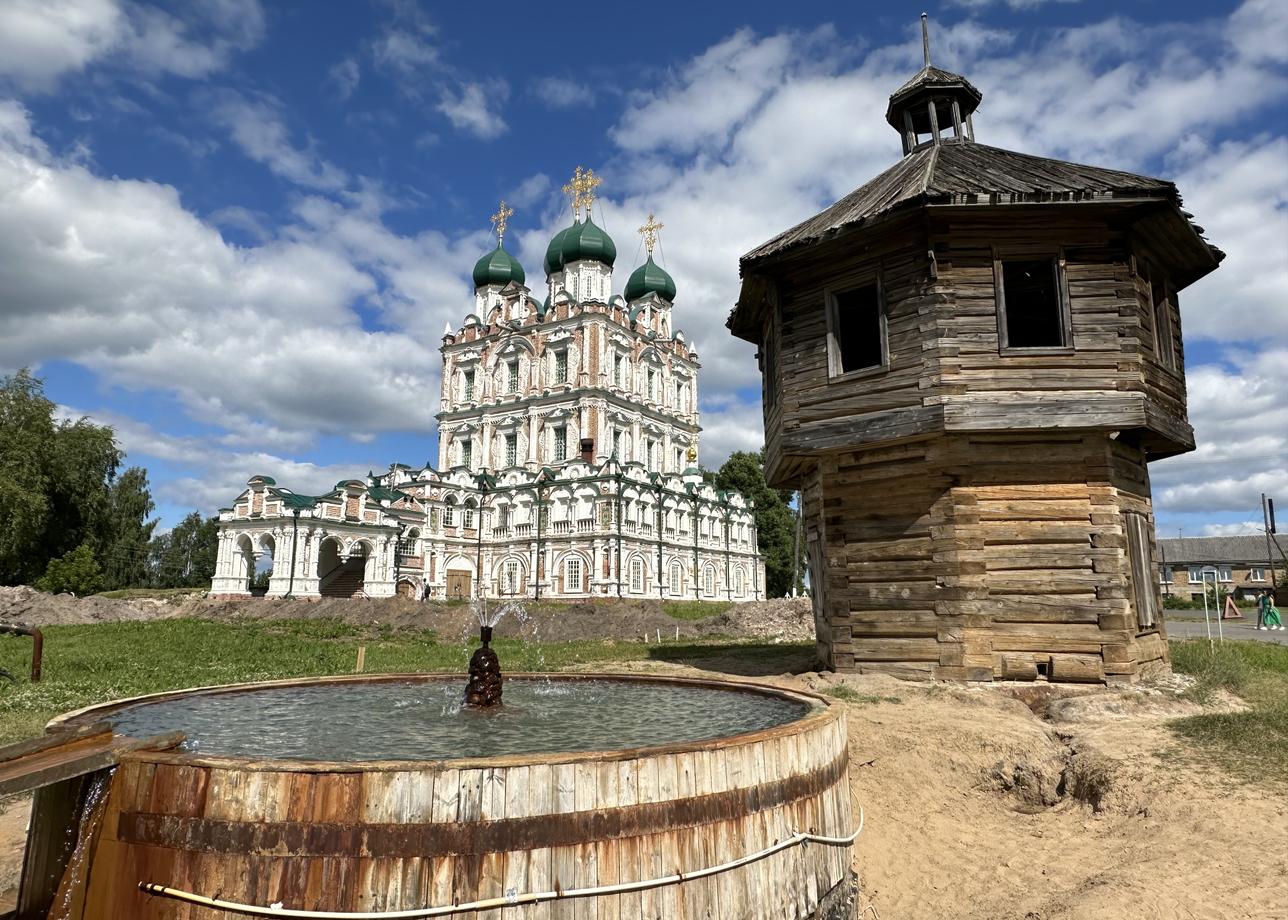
[320,558,367,598]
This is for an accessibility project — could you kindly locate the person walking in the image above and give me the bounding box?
[1256,589,1269,630]
[1266,591,1284,631]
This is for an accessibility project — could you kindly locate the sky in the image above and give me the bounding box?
[0,0,1284,538]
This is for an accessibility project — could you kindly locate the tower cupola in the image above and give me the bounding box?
[625,213,676,303]
[472,200,524,288]
[885,14,982,155]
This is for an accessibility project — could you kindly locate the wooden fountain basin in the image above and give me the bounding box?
[47,674,855,919]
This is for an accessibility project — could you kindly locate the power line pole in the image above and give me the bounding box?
[1263,493,1278,588]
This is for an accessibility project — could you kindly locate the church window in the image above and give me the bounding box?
[670,563,683,595]
[507,360,519,393]
[704,566,716,597]
[603,547,611,577]
[613,354,624,386]
[565,557,583,592]
[505,433,517,467]
[463,368,475,401]
[461,439,473,469]
[443,497,456,527]
[647,367,657,400]
[502,561,520,594]
[463,499,476,530]
[553,426,567,461]
[827,281,886,376]
[996,255,1070,349]
[612,428,622,458]
[398,529,418,557]
[630,558,644,593]
[647,439,657,470]
[555,350,568,383]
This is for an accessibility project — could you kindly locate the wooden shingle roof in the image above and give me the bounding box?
[742,142,1195,267]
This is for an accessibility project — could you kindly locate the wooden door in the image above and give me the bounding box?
[446,570,472,600]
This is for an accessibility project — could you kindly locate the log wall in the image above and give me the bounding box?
[806,432,1169,681]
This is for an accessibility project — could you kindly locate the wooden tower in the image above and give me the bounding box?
[729,18,1223,683]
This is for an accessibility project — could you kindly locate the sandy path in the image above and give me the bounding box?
[1,665,1284,918]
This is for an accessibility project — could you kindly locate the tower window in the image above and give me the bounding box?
[553,426,567,461]
[826,281,885,376]
[505,433,517,467]
[613,354,624,386]
[554,350,568,384]
[463,368,475,401]
[507,360,519,393]
[1148,266,1177,371]
[461,439,473,468]
[996,256,1070,349]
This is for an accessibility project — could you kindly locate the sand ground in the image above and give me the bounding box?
[2,663,1285,918]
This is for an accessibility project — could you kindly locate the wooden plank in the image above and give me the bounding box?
[0,731,184,797]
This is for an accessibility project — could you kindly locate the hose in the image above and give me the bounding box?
[141,810,864,919]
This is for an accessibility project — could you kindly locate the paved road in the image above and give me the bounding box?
[1165,616,1288,644]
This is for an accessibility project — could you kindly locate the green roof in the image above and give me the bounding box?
[472,244,525,288]
[624,255,676,303]
[560,218,616,268]
[544,226,573,275]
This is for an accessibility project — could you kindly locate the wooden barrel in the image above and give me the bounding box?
[56,674,854,919]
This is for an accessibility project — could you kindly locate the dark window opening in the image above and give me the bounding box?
[831,283,883,374]
[1150,268,1176,370]
[1001,259,1065,348]
[761,332,778,409]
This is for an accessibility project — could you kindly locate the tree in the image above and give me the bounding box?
[0,369,158,590]
[148,512,220,588]
[100,467,158,590]
[0,369,56,584]
[34,543,104,596]
[715,450,803,597]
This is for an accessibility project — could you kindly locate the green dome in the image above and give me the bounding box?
[624,255,676,303]
[544,226,573,275]
[472,245,525,288]
[560,218,616,268]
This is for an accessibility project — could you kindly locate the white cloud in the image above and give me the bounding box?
[1201,522,1265,536]
[0,100,462,454]
[1152,349,1288,515]
[532,77,593,109]
[329,57,361,101]
[209,91,349,191]
[0,0,265,90]
[0,0,123,89]
[437,82,508,140]
[948,0,1080,10]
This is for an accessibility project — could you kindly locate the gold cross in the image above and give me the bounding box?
[561,166,585,219]
[638,212,663,255]
[577,168,603,218]
[489,200,514,245]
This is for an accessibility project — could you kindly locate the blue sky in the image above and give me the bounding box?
[0,0,1284,537]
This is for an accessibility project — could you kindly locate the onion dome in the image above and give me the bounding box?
[560,218,616,268]
[624,255,676,303]
[472,245,525,288]
[544,226,573,275]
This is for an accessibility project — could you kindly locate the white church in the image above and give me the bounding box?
[210,169,765,602]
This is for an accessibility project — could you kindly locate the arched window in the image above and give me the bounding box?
[630,557,644,593]
[735,567,745,596]
[443,496,456,527]
[565,557,584,593]
[501,560,521,594]
[670,563,683,595]
[398,528,419,557]
[463,499,477,530]
[704,566,716,597]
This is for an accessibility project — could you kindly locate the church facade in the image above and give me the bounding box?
[211,172,764,602]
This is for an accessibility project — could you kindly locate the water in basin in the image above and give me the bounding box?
[105,678,814,761]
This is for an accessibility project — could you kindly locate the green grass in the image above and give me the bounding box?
[1169,639,1288,785]
[823,685,901,705]
[0,618,663,746]
[0,619,806,747]
[661,600,734,620]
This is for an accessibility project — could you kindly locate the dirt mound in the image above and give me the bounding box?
[0,588,817,644]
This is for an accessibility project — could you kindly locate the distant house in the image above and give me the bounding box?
[1156,536,1287,601]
